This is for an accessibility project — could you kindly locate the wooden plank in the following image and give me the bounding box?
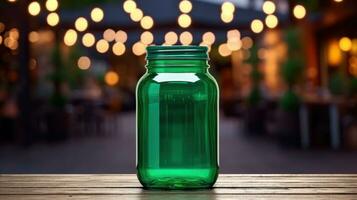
[2,174,357,188]
[1,195,357,200]
[1,187,357,195]
[2,181,357,188]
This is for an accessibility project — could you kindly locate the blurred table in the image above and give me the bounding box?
[1,174,357,199]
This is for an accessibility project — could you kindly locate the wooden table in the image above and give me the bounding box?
[1,174,357,199]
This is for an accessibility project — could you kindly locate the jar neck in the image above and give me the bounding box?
[146,59,209,73]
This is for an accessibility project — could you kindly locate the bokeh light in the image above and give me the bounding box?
[221,2,235,13]
[339,37,352,52]
[165,32,178,45]
[123,0,137,13]
[115,30,128,43]
[64,29,78,46]
[251,19,264,33]
[227,39,242,51]
[265,14,278,28]
[112,42,126,56]
[140,16,154,30]
[221,13,234,23]
[28,1,41,16]
[96,39,109,53]
[132,42,147,56]
[140,31,154,45]
[202,32,215,45]
[77,56,91,70]
[218,43,231,57]
[45,0,58,12]
[262,1,276,14]
[103,29,116,42]
[241,36,253,49]
[293,4,306,19]
[179,31,193,45]
[29,31,39,43]
[75,17,88,32]
[178,14,192,28]
[179,0,193,13]
[105,71,120,86]
[227,29,240,39]
[82,33,96,47]
[47,12,60,27]
[130,8,143,22]
[91,7,104,22]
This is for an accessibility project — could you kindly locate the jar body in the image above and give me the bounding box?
[136,60,219,189]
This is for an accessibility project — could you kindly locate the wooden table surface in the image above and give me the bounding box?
[1,174,357,199]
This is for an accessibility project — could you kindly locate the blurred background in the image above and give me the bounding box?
[0,0,357,174]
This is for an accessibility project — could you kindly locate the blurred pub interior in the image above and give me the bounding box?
[0,0,357,173]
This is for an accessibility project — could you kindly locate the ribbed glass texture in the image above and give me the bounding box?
[136,46,219,189]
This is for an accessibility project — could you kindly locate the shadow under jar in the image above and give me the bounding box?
[136,46,219,189]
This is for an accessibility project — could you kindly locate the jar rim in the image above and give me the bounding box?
[146,45,208,60]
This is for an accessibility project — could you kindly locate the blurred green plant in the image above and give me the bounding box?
[329,72,346,96]
[280,27,305,112]
[246,45,263,106]
[349,77,357,96]
[49,42,67,108]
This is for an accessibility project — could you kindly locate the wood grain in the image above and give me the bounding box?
[1,174,357,199]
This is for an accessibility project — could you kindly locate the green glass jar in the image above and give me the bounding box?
[136,46,219,189]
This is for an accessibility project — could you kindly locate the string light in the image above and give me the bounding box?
[227,39,242,51]
[202,32,215,45]
[165,32,178,45]
[221,2,235,13]
[221,1,235,23]
[241,36,253,49]
[112,42,126,56]
[132,42,147,56]
[339,37,352,52]
[227,29,240,39]
[75,17,88,32]
[293,4,306,19]
[262,1,276,14]
[115,30,128,43]
[96,39,109,53]
[45,0,58,12]
[178,14,192,28]
[140,31,154,45]
[218,43,231,57]
[265,14,278,28]
[130,8,143,22]
[64,29,78,46]
[82,33,95,47]
[77,56,91,70]
[251,19,264,33]
[103,29,116,42]
[140,16,154,30]
[179,31,193,45]
[0,36,2,45]
[47,12,60,27]
[123,0,137,13]
[221,13,234,23]
[28,1,41,16]
[9,28,19,40]
[29,31,40,43]
[179,0,192,13]
[91,7,104,22]
[105,71,120,86]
